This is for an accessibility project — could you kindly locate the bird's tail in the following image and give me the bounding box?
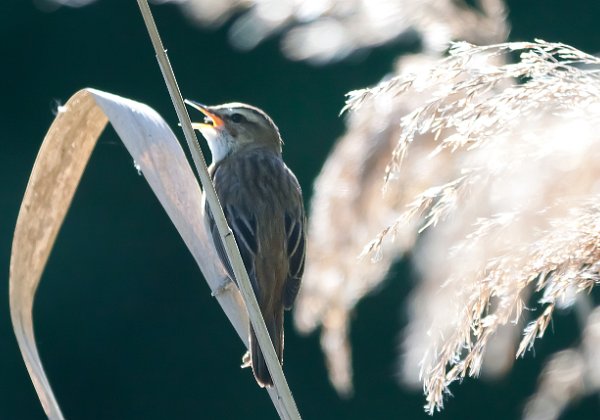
[250,310,284,387]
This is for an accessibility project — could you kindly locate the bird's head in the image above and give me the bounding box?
[185,100,283,164]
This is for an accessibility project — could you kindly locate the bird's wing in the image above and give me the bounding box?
[208,205,259,293]
[283,191,306,310]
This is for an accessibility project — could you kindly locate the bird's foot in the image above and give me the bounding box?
[241,351,251,369]
[210,276,233,297]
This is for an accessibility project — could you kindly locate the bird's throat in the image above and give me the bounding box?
[201,128,232,164]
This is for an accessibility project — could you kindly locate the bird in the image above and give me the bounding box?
[185,99,306,387]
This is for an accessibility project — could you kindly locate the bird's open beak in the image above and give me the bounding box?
[184,99,224,130]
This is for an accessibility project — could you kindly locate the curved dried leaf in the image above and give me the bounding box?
[10,88,294,419]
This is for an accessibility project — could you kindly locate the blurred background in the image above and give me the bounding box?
[2,0,600,419]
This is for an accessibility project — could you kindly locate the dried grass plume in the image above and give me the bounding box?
[353,40,600,412]
[303,40,600,412]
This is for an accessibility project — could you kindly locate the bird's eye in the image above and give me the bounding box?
[230,113,245,123]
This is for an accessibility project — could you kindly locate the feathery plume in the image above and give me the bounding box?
[347,41,600,412]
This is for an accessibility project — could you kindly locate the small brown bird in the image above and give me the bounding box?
[186,99,306,387]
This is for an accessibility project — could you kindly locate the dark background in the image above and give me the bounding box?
[2,0,599,419]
